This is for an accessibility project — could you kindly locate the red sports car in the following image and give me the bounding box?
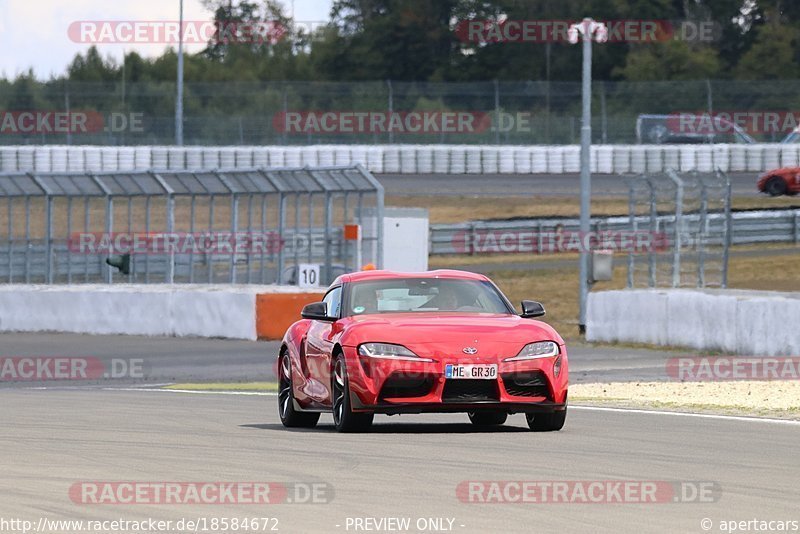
[277,270,568,432]
[757,167,800,196]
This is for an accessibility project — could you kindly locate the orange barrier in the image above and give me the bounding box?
[255,292,324,340]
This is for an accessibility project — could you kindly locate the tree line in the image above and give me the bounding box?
[1,0,798,145]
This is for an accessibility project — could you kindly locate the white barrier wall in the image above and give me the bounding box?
[586,289,800,356]
[1,144,796,174]
[0,284,319,340]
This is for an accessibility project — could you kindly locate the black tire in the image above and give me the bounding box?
[526,406,567,432]
[332,353,374,433]
[765,177,787,197]
[468,412,508,426]
[278,351,320,428]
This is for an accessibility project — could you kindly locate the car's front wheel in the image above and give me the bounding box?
[332,354,374,433]
[468,412,508,426]
[526,407,567,432]
[278,352,320,428]
[765,177,787,196]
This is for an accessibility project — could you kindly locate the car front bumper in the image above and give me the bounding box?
[343,345,569,414]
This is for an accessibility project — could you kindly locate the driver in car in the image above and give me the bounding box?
[424,285,460,311]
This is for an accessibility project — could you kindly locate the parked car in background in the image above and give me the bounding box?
[636,114,756,144]
[757,167,800,196]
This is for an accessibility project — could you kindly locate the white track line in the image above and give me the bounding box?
[572,405,800,425]
[103,388,277,396]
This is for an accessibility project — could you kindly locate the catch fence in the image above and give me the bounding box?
[0,165,383,286]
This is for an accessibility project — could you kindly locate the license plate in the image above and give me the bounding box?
[445,364,498,380]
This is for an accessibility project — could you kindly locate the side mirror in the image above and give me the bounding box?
[520,300,545,318]
[301,302,333,321]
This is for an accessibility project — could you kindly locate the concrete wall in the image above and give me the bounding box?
[2,144,797,174]
[587,288,800,356]
[0,284,323,340]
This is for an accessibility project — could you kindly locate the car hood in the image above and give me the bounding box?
[338,313,563,359]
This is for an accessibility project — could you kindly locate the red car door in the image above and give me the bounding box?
[303,286,343,406]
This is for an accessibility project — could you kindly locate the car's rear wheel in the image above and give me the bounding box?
[468,412,508,426]
[765,177,787,196]
[278,351,320,428]
[332,354,373,433]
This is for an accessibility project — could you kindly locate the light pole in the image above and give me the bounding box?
[568,18,607,335]
[175,0,184,146]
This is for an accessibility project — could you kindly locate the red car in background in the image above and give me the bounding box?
[278,270,568,433]
[758,167,800,196]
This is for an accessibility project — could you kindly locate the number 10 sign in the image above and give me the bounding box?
[297,263,320,288]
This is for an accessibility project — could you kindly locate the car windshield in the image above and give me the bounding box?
[346,278,511,316]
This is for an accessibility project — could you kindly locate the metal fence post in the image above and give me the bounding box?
[151,172,175,284]
[355,163,384,269]
[494,79,500,144]
[28,173,54,284]
[697,179,708,288]
[308,169,333,284]
[387,80,394,145]
[469,223,476,256]
[666,169,684,288]
[627,177,636,288]
[600,81,607,144]
[647,177,657,288]
[721,170,732,288]
[105,195,114,284]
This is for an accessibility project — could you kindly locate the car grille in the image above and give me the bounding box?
[502,371,552,399]
[441,379,499,402]
[379,374,435,399]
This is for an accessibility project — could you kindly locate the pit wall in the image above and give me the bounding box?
[586,289,800,356]
[1,144,796,174]
[0,285,324,341]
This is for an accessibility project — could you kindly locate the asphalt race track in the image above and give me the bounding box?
[1,333,799,534]
[1,388,798,534]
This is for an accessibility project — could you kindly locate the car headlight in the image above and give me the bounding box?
[504,341,560,362]
[358,343,433,362]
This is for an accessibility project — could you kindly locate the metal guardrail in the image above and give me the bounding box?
[429,209,800,255]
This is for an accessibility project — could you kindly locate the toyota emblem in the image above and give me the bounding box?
[462,347,478,355]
